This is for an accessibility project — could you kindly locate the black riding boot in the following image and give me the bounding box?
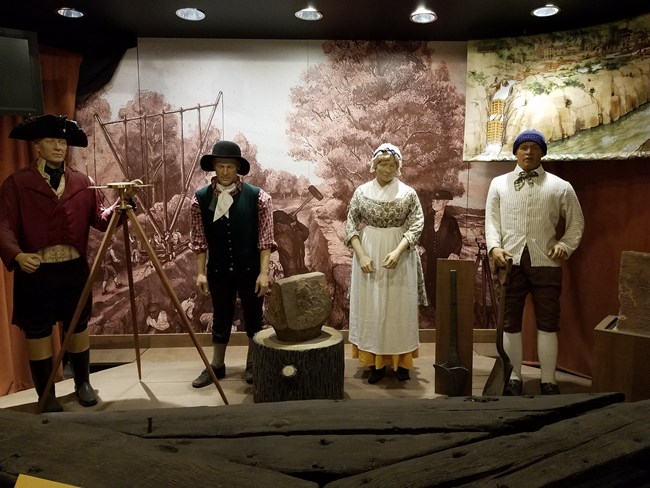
[29,358,63,413]
[69,350,98,406]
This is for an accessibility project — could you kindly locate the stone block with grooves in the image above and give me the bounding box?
[617,251,650,336]
[267,272,332,342]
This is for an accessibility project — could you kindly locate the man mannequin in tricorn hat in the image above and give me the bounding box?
[0,114,140,412]
[189,140,276,387]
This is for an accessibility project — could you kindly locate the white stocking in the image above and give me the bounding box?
[503,332,522,381]
[537,331,558,384]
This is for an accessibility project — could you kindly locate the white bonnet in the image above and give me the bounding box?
[369,143,402,175]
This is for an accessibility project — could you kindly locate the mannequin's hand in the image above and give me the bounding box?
[489,247,512,268]
[358,255,375,273]
[548,244,567,261]
[196,273,209,295]
[255,273,269,297]
[382,249,402,269]
[15,253,41,273]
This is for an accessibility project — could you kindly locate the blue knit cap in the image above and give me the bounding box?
[512,129,547,156]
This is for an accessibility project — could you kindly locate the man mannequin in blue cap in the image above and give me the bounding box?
[485,129,584,395]
[0,114,139,411]
[190,140,276,386]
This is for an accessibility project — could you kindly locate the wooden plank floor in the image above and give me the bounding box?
[0,343,591,413]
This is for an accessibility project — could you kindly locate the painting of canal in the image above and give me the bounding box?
[463,13,650,161]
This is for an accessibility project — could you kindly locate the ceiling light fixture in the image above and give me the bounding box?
[176,7,206,21]
[56,7,84,19]
[295,7,323,21]
[531,4,561,17]
[410,6,437,24]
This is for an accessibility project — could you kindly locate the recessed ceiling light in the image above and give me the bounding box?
[57,7,84,19]
[176,7,206,21]
[295,7,323,21]
[531,4,560,17]
[410,7,437,24]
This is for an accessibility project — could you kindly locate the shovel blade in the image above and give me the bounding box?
[434,363,469,397]
[482,358,514,396]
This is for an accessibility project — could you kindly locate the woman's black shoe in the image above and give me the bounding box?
[396,367,410,381]
[368,366,386,384]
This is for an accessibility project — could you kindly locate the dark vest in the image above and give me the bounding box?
[196,182,261,275]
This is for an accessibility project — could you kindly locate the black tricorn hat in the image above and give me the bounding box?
[200,140,250,175]
[9,114,88,147]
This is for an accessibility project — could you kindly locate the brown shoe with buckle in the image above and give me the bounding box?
[540,382,560,395]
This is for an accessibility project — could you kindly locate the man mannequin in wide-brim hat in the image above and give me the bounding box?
[0,114,139,412]
[189,140,276,387]
[421,188,462,310]
[485,129,584,396]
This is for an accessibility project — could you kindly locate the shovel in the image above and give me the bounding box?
[482,258,513,396]
[434,270,469,396]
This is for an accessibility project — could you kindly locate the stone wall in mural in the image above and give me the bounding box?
[71,38,502,336]
[464,13,650,161]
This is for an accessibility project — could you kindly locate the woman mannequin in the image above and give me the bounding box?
[345,143,426,384]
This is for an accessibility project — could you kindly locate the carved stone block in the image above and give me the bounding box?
[267,271,332,342]
[617,251,650,336]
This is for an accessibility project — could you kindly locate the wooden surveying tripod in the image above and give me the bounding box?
[38,181,228,412]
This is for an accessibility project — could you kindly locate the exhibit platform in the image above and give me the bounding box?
[0,342,592,413]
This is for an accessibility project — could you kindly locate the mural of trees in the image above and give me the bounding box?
[287,40,466,205]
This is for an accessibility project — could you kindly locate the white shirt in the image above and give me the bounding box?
[485,164,584,267]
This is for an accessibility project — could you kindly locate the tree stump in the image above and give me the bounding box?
[253,326,344,403]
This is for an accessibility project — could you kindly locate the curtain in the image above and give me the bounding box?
[0,45,82,396]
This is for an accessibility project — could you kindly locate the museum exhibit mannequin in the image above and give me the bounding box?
[190,140,276,386]
[345,143,427,384]
[485,129,584,395]
[0,114,138,411]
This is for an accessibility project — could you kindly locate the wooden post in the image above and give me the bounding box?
[434,259,475,396]
[252,326,344,403]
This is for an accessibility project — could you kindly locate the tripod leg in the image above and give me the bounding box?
[37,208,122,413]
[125,208,229,405]
[122,220,142,380]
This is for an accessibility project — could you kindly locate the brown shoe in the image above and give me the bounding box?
[192,364,226,388]
[540,382,560,395]
[504,379,523,396]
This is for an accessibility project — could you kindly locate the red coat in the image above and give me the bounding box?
[0,164,116,270]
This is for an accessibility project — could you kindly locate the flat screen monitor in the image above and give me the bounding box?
[0,27,44,116]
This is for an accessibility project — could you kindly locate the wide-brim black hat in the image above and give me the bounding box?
[9,114,88,147]
[433,189,453,200]
[200,140,250,175]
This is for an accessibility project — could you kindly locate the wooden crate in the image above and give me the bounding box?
[592,315,650,402]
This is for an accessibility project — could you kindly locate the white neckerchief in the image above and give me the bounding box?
[365,177,401,202]
[214,183,236,221]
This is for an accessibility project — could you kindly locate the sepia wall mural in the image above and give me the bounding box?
[464,13,650,161]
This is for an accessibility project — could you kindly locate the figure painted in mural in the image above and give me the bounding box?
[485,129,584,396]
[345,143,427,384]
[273,209,309,277]
[146,302,171,334]
[0,114,140,412]
[101,242,123,295]
[421,189,462,310]
[190,140,276,386]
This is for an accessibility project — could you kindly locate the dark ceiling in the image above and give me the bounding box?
[2,0,650,54]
